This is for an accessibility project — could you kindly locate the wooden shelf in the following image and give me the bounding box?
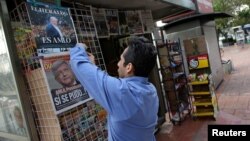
[162,72,185,81]
[192,101,212,106]
[189,66,209,70]
[193,111,214,116]
[169,51,181,56]
[175,83,185,90]
[157,39,191,125]
[189,80,209,85]
[189,91,210,95]
[173,72,185,79]
[169,62,183,68]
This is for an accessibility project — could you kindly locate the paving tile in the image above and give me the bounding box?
[218,109,235,115]
[221,95,239,109]
[234,96,250,109]
[217,95,226,108]
[240,92,250,96]
[234,110,250,120]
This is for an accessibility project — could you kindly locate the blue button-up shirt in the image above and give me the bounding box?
[70,44,159,141]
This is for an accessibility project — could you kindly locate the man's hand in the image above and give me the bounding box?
[75,43,88,50]
[87,52,96,64]
[74,43,95,64]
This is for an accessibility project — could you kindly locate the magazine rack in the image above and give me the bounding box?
[156,39,191,125]
[183,37,219,120]
[187,54,219,120]
[10,2,107,141]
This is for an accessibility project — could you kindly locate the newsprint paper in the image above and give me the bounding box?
[40,52,92,114]
[26,3,77,50]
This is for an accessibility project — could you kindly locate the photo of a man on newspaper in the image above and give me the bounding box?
[41,53,92,114]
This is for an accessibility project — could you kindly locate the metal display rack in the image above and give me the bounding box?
[183,36,219,120]
[187,54,219,120]
[156,39,191,125]
[10,2,107,141]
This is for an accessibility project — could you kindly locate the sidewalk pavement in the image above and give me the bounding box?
[156,44,250,141]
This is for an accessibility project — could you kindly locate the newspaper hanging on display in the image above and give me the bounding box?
[140,10,155,33]
[58,100,108,141]
[92,7,109,38]
[40,53,92,115]
[26,3,77,50]
[119,11,129,35]
[126,10,143,34]
[105,9,119,35]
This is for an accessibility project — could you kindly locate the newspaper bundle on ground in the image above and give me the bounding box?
[40,53,92,114]
[26,2,77,52]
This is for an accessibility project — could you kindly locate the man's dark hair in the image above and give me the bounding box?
[123,36,157,77]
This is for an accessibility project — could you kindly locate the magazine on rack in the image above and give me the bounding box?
[26,3,77,51]
[126,11,143,34]
[118,11,129,35]
[140,10,154,33]
[58,101,108,141]
[40,53,92,114]
[92,7,109,38]
[105,9,119,35]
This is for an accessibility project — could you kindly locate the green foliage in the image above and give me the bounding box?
[213,0,250,38]
[213,0,234,38]
[233,8,250,26]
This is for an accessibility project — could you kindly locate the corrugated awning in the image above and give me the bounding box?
[162,12,233,30]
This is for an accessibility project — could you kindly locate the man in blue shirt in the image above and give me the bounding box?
[70,36,159,141]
